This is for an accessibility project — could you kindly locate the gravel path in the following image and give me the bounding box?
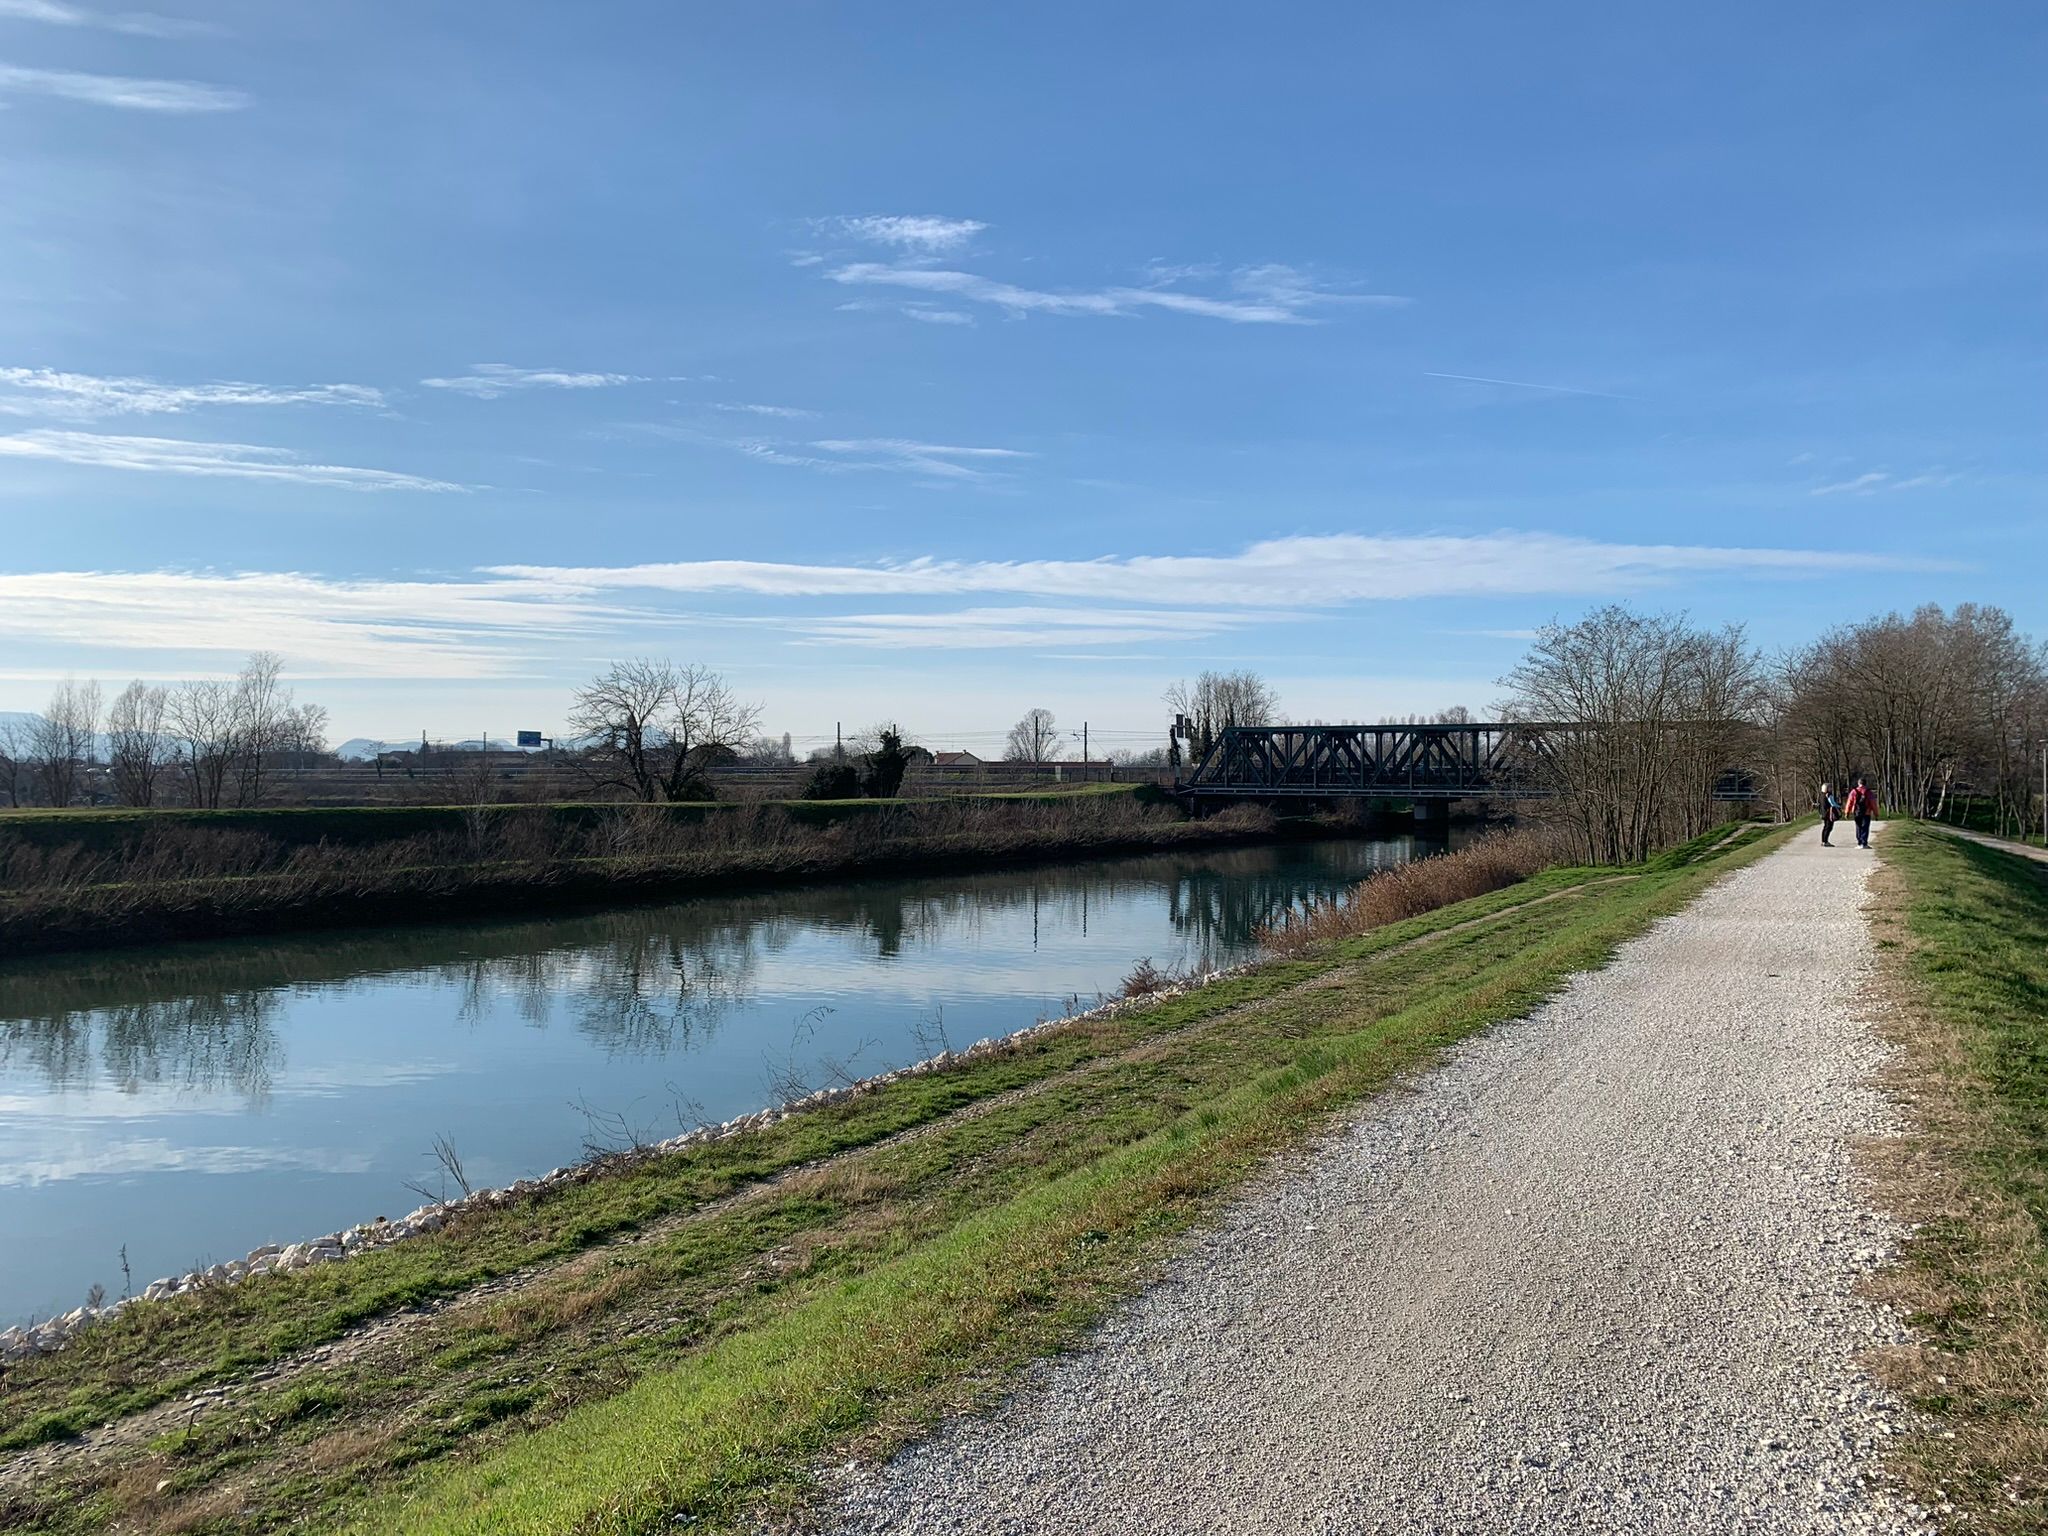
[1934,823,2048,866]
[817,828,1932,1535]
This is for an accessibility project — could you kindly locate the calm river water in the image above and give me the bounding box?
[0,834,1442,1323]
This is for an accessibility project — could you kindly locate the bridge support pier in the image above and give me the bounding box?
[1412,798,1450,833]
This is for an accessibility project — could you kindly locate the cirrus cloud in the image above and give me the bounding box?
[826,260,1406,325]
[816,214,988,254]
[0,61,243,111]
[0,429,467,492]
[419,364,645,399]
[0,367,384,419]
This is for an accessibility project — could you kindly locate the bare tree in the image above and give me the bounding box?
[1502,607,1765,865]
[567,658,760,802]
[0,715,30,807]
[107,680,174,806]
[27,678,102,807]
[1004,707,1062,763]
[229,651,289,807]
[166,679,240,809]
[1164,670,1279,760]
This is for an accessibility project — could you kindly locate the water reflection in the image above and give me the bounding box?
[0,836,1435,1321]
[0,841,1406,1100]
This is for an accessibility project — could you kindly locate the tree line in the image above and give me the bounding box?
[0,653,327,810]
[1503,602,2047,863]
[8,603,2037,838]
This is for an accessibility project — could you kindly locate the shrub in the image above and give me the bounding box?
[801,762,862,800]
[1257,829,1559,956]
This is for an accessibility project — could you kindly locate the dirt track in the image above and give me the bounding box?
[819,829,1931,1534]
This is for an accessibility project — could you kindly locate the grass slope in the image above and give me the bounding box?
[0,823,1786,1536]
[1874,822,2048,1531]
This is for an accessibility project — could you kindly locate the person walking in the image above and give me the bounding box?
[1843,777,1877,848]
[1818,782,1840,846]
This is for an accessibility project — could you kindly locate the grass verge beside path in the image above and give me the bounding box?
[1872,823,2048,1532]
[0,822,1785,1536]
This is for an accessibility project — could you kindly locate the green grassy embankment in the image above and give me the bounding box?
[1871,822,2048,1532]
[0,821,1784,1535]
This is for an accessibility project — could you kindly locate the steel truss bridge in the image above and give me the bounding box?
[1174,723,1757,805]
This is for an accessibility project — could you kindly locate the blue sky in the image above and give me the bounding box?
[0,2,2041,751]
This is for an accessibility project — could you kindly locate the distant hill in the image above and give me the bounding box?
[335,737,547,761]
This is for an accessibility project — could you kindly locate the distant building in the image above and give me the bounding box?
[931,750,983,768]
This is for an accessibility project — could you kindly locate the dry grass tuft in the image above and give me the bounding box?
[1256,829,1561,956]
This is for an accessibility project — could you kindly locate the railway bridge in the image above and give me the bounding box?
[1173,722,1757,811]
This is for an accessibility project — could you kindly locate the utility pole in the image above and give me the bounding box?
[1082,722,1088,767]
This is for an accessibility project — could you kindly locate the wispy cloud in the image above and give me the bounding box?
[827,261,1404,325]
[0,0,219,37]
[816,214,988,254]
[490,532,1938,607]
[1810,469,1957,497]
[0,367,383,419]
[673,428,1031,482]
[711,401,818,419]
[0,61,242,111]
[7,532,1944,680]
[786,606,1262,650]
[0,429,467,492]
[419,363,643,399]
[0,570,622,677]
[809,438,1030,481]
[1424,371,1627,400]
[835,297,978,327]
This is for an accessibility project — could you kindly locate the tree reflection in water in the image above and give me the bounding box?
[0,838,1429,1102]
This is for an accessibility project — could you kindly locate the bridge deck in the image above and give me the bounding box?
[1174,723,1755,802]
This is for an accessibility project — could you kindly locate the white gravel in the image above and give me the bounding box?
[816,827,1934,1535]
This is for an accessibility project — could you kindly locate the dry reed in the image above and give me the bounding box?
[1256,829,1559,956]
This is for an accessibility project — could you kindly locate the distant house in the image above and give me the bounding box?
[931,750,982,768]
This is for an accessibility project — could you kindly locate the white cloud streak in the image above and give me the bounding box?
[0,570,626,676]
[808,438,1031,481]
[419,364,643,399]
[490,532,1937,607]
[0,367,383,419]
[711,401,817,419]
[786,606,1264,650]
[2,532,1945,680]
[679,430,1031,482]
[1424,371,1626,400]
[1810,469,1956,497]
[829,261,1406,325]
[0,61,242,110]
[0,0,217,36]
[0,429,466,492]
[818,214,988,253]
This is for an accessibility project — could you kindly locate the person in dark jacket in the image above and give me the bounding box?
[1818,783,1840,845]
[1842,778,1877,848]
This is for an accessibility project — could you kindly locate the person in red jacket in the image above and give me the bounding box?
[1842,778,1877,847]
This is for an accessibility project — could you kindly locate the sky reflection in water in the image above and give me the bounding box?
[0,837,1434,1322]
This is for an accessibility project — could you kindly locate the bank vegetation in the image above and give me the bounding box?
[0,791,1305,955]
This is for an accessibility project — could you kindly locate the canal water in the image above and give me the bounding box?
[0,834,1442,1324]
